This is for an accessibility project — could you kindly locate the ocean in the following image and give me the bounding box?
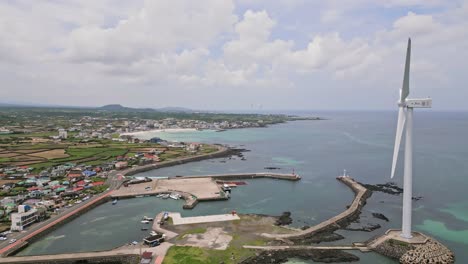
[17,111,468,263]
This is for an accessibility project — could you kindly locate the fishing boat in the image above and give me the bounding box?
[161,194,170,199]
[141,227,148,231]
[222,184,232,192]
[112,199,118,205]
[169,193,181,200]
[141,220,150,224]
[135,195,144,198]
[143,216,154,221]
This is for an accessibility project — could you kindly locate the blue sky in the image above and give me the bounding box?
[0,0,467,111]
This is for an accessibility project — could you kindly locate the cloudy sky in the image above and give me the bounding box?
[1,0,467,111]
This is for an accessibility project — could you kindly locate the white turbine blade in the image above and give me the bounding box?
[400,38,411,102]
[391,107,406,178]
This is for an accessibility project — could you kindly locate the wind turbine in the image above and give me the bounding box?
[390,38,432,239]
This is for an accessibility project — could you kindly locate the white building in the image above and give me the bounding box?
[58,128,68,139]
[10,205,38,231]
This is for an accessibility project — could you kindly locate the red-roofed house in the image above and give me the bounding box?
[73,187,84,192]
[115,161,128,170]
[27,186,41,192]
[92,181,105,186]
[76,180,86,187]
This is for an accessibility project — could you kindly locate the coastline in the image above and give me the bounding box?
[120,128,200,136]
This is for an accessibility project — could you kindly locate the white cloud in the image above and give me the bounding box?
[63,0,237,63]
[0,1,467,110]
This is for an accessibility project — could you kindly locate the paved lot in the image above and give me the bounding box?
[169,212,240,225]
[155,178,221,199]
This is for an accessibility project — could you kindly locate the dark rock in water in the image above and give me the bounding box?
[360,182,403,195]
[295,231,345,244]
[412,196,423,201]
[372,213,389,222]
[240,249,359,263]
[219,160,227,163]
[300,225,310,230]
[241,157,246,161]
[275,212,293,226]
[345,223,381,232]
[264,167,281,170]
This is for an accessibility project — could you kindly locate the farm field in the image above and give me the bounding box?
[0,140,158,172]
[0,138,214,173]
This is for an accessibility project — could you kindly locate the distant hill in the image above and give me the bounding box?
[0,102,194,113]
[157,106,193,113]
[98,104,193,113]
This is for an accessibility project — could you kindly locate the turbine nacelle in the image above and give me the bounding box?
[405,98,432,108]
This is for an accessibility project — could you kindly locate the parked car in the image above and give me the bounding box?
[9,239,16,244]
[0,237,7,241]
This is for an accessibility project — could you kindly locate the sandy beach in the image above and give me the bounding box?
[121,128,198,136]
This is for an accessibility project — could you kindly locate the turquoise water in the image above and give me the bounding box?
[18,111,468,263]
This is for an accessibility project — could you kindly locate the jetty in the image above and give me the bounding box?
[261,176,371,240]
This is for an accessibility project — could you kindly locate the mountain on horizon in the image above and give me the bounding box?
[0,102,193,113]
[99,104,193,113]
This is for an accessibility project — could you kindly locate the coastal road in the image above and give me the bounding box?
[0,190,113,255]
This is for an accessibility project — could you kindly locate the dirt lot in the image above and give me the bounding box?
[30,149,69,159]
[167,214,292,246]
[0,153,19,158]
[13,149,48,154]
[179,227,233,250]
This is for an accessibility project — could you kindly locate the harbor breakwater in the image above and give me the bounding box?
[261,176,371,240]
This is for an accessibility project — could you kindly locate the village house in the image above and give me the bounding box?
[115,161,128,170]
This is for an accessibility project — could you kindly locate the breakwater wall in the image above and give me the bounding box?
[0,252,139,264]
[187,172,301,181]
[261,176,371,240]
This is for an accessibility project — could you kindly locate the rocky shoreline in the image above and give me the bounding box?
[240,249,359,264]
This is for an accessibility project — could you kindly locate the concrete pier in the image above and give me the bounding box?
[111,172,301,209]
[261,176,371,240]
[167,212,240,225]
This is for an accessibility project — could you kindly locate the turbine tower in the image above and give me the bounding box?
[390,38,432,239]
